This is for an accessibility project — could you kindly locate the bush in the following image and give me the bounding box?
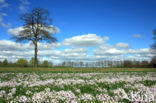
[17,58,28,67]
[3,59,8,66]
[42,60,49,67]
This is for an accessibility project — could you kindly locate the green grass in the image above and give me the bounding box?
[0,67,155,72]
[140,80,156,87]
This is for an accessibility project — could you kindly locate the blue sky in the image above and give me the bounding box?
[0,0,156,63]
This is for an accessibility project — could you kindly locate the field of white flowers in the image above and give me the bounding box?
[0,72,155,103]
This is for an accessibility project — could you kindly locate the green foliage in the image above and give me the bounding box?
[17,58,28,67]
[29,58,34,66]
[141,80,156,87]
[42,60,49,67]
[3,59,8,66]
[0,98,7,103]
[0,59,154,68]
[29,57,40,67]
[79,85,97,95]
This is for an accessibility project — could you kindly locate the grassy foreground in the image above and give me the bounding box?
[0,72,155,102]
[0,67,155,102]
[0,67,155,72]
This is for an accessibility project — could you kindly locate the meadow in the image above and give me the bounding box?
[0,67,155,103]
[0,67,156,72]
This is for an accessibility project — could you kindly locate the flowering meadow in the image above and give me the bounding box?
[0,72,155,103]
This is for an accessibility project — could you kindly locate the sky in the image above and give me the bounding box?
[0,0,156,64]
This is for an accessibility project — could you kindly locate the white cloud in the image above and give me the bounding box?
[94,44,153,61]
[45,25,60,34]
[62,48,88,58]
[0,0,8,9]
[106,48,127,54]
[0,16,11,28]
[19,5,27,12]
[0,40,60,51]
[0,0,4,2]
[0,40,90,63]
[94,43,129,56]
[94,47,127,55]
[133,34,144,38]
[63,34,109,47]
[0,40,61,63]
[116,42,129,48]
[38,42,61,50]
[64,48,87,53]
[0,0,11,28]
[8,26,60,36]
[19,0,30,12]
[0,36,153,64]
[8,26,24,36]
[20,0,30,5]
[128,48,150,54]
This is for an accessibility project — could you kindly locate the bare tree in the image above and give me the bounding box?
[123,60,132,68]
[151,30,156,54]
[150,56,156,68]
[13,7,57,68]
[150,30,156,68]
[141,60,149,68]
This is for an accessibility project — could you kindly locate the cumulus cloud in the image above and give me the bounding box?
[0,40,61,63]
[0,40,60,51]
[64,48,87,53]
[0,40,90,63]
[94,47,127,56]
[62,48,88,59]
[0,0,11,28]
[128,48,154,58]
[133,34,144,38]
[94,44,153,61]
[8,26,24,36]
[63,34,109,47]
[0,34,153,63]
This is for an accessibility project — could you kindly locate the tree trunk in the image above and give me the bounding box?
[34,41,38,68]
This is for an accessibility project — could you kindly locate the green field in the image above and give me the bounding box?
[0,67,156,103]
[0,67,155,72]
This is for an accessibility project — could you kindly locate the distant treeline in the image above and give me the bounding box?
[0,56,156,68]
[0,58,53,67]
[57,57,156,68]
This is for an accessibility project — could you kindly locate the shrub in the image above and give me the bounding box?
[17,58,28,67]
[3,59,8,66]
[42,60,49,67]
